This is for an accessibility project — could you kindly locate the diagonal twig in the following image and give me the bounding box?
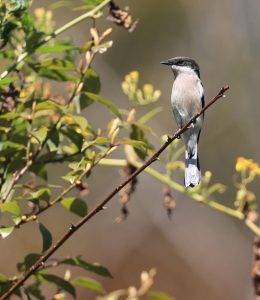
[0,85,229,300]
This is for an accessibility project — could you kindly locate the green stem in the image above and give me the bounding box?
[99,158,260,236]
[0,0,111,80]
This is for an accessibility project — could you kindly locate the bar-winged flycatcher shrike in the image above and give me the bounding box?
[161,57,204,187]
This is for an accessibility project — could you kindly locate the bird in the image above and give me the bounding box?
[160,56,204,187]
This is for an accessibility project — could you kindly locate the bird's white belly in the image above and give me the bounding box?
[171,75,203,128]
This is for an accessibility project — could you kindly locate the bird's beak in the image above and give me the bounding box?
[160,60,171,66]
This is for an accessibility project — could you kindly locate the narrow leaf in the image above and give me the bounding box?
[37,43,77,54]
[41,274,76,298]
[39,223,52,253]
[36,58,75,71]
[0,112,19,119]
[138,107,163,124]
[31,67,76,82]
[82,92,121,119]
[0,77,18,86]
[71,276,105,293]
[121,138,148,151]
[148,291,176,300]
[61,257,112,278]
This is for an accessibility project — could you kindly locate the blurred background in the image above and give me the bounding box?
[2,0,260,299]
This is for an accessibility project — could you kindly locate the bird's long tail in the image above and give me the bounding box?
[184,143,201,187]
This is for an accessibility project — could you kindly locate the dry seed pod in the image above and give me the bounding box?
[116,163,138,223]
[163,185,176,218]
[107,1,138,32]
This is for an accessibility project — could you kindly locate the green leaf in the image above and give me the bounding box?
[81,92,121,119]
[61,126,83,149]
[26,31,45,53]
[30,62,76,82]
[0,50,15,60]
[0,141,26,157]
[0,202,21,216]
[35,100,65,112]
[73,115,88,130]
[25,282,45,300]
[39,223,52,253]
[0,274,7,282]
[0,227,14,239]
[129,124,150,160]
[121,138,148,152]
[36,58,75,71]
[138,107,163,124]
[0,280,21,298]
[61,197,87,217]
[0,77,18,86]
[40,274,76,298]
[93,137,109,144]
[81,0,104,8]
[71,276,105,293]
[0,21,17,49]
[17,253,41,272]
[148,291,176,300]
[37,42,77,53]
[77,69,101,110]
[61,257,112,278]
[30,188,51,201]
[0,174,14,196]
[21,12,35,33]
[47,130,60,152]
[31,127,48,144]
[0,112,19,119]
[122,136,152,161]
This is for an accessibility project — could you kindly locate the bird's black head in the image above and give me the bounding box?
[160,56,200,77]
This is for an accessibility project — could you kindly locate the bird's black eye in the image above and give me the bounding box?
[177,61,185,66]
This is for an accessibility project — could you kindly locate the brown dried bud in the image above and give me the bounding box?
[0,83,19,112]
[107,1,138,32]
[76,181,89,197]
[26,115,32,122]
[116,163,138,222]
[163,185,176,219]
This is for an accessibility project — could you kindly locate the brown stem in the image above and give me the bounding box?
[0,85,229,300]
